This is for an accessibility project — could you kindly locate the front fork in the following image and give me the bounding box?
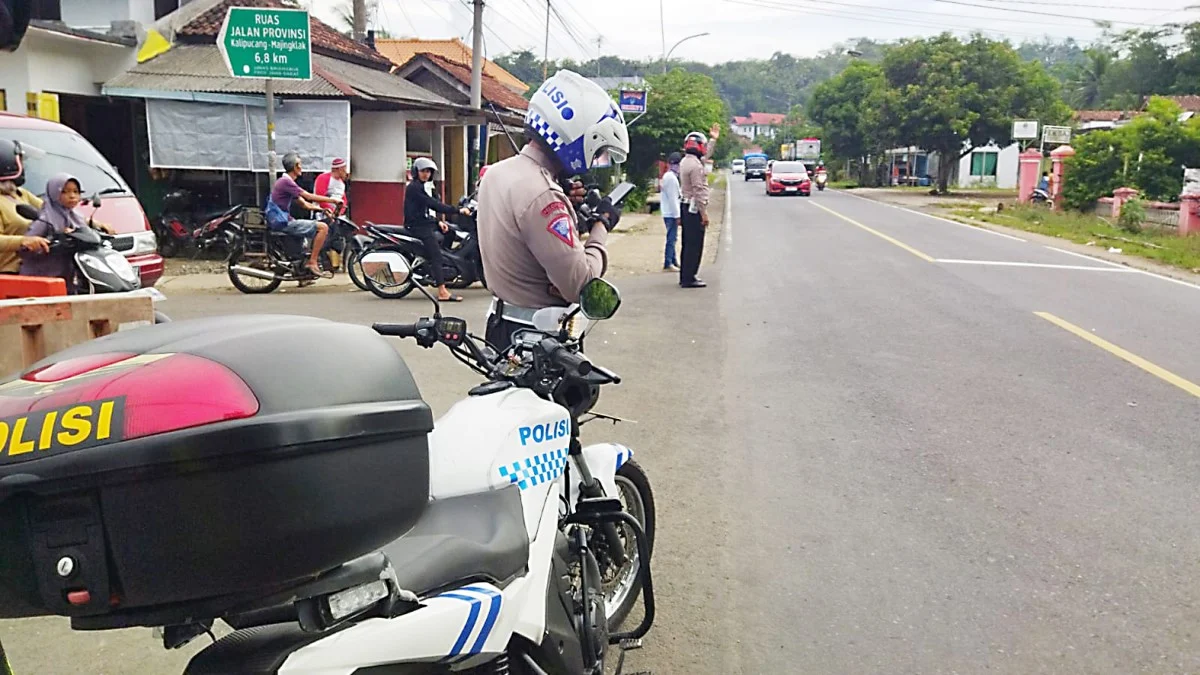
[568,431,628,568]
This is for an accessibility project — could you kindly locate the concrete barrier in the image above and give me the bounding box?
[0,293,155,377]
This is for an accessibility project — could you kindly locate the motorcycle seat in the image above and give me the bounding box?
[185,487,531,675]
[381,484,530,596]
[371,223,408,235]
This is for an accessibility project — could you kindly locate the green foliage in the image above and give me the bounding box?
[1118,196,1147,232]
[808,61,890,165]
[623,70,726,191]
[1065,96,1200,208]
[712,123,742,163]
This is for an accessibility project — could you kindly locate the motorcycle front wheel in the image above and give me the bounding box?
[364,246,419,300]
[603,459,656,630]
[345,248,371,292]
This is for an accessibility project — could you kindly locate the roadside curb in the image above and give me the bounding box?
[156,273,355,293]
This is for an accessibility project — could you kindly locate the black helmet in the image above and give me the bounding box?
[0,139,24,185]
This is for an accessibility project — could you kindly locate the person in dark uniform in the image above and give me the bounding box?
[405,157,472,302]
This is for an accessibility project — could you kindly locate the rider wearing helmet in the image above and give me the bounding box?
[0,139,50,273]
[404,157,472,302]
[270,152,343,279]
[477,69,629,351]
[678,125,720,288]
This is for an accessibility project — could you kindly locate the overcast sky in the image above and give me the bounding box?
[308,0,1198,65]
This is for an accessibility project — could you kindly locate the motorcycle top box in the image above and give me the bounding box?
[0,315,433,627]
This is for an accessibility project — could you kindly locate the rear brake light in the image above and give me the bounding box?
[1,353,259,442]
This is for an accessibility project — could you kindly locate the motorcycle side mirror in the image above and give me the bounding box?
[15,203,38,220]
[360,249,413,290]
[89,193,102,208]
[578,278,621,321]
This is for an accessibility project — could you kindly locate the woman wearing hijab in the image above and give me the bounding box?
[20,173,112,292]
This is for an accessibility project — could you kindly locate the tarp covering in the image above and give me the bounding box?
[147,99,350,172]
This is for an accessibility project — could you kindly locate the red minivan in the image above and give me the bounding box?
[0,112,163,286]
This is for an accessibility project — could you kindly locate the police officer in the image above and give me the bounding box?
[477,69,630,351]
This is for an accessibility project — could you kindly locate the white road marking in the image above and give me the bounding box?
[1044,246,1129,269]
[935,259,1137,271]
[1045,246,1200,291]
[838,190,1028,242]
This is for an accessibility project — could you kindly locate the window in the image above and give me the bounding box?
[970,151,998,177]
[31,0,61,21]
[155,0,181,20]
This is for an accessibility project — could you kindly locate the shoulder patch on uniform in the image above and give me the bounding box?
[541,201,570,217]
[547,216,574,246]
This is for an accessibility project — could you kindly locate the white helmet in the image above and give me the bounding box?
[526,70,629,173]
[412,157,438,175]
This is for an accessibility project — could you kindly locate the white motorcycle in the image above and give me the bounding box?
[179,272,655,674]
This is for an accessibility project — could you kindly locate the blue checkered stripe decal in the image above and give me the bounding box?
[499,448,569,490]
[615,445,633,470]
[437,585,503,664]
[526,112,565,152]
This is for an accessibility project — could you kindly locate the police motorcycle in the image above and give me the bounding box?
[16,201,170,322]
[226,201,358,294]
[0,271,653,675]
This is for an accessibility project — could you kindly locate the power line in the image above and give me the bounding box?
[932,0,1165,25]
[968,0,1187,11]
[735,0,1130,31]
[722,0,1050,39]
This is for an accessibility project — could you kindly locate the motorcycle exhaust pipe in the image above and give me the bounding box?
[229,265,279,281]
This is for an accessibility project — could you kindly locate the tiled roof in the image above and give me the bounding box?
[747,112,786,125]
[104,44,455,107]
[1073,110,1130,122]
[376,38,528,92]
[418,54,529,111]
[176,0,394,70]
[1151,95,1200,112]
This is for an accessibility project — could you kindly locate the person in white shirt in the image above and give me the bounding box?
[659,152,682,272]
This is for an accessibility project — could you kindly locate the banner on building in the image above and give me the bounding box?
[146,99,349,172]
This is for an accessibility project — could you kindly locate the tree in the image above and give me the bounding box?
[1068,48,1115,109]
[624,70,727,191]
[880,34,1070,193]
[494,50,546,89]
[808,60,891,183]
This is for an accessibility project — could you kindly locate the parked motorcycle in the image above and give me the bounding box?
[152,189,240,258]
[225,204,358,294]
[361,198,486,300]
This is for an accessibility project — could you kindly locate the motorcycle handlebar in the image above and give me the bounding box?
[372,322,420,338]
[540,338,592,376]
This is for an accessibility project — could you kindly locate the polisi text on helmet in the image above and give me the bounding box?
[540,81,575,120]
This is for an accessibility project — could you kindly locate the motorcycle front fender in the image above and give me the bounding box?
[569,442,633,507]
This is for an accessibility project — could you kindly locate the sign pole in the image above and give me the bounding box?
[265,78,276,181]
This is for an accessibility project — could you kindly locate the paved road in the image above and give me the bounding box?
[4,181,1200,674]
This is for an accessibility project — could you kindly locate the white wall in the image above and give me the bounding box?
[957,143,1019,189]
[0,29,136,110]
[351,111,408,183]
[61,0,135,31]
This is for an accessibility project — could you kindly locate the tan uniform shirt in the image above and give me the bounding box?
[477,144,608,308]
[680,154,710,213]
[0,188,43,273]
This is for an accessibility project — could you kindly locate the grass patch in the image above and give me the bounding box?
[953,205,1200,272]
[830,179,859,189]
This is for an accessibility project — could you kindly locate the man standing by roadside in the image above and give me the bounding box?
[679,123,719,288]
[659,152,682,272]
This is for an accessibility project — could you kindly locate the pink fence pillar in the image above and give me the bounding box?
[1017,148,1043,204]
[1111,187,1139,218]
[1050,145,1075,211]
[1180,194,1200,235]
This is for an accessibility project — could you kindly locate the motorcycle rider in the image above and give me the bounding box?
[0,139,49,273]
[405,157,473,302]
[477,69,628,351]
[271,152,343,279]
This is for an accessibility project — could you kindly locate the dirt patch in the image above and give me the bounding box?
[850,187,1013,212]
[162,256,227,276]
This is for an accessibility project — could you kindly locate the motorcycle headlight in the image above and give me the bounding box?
[107,253,139,283]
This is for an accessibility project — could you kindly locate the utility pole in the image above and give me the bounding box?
[470,0,483,109]
[659,0,666,74]
[542,0,550,81]
[595,36,603,77]
[352,0,367,41]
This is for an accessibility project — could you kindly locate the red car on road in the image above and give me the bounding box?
[0,113,163,287]
[765,160,812,197]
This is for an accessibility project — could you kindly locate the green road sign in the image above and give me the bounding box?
[218,7,312,80]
